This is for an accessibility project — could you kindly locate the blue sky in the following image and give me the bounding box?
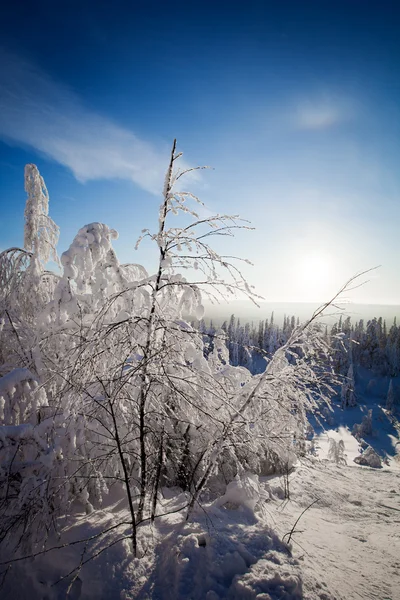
[0,0,399,304]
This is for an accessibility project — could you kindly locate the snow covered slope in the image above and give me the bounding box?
[1,459,399,599]
[267,461,400,600]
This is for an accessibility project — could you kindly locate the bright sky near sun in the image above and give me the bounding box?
[0,1,399,304]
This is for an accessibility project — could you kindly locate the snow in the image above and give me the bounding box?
[213,471,262,513]
[354,445,383,468]
[310,366,400,469]
[265,461,400,600]
[1,361,399,598]
[0,367,35,392]
[2,458,398,599]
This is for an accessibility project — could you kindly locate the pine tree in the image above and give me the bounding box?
[341,363,356,408]
[386,379,396,412]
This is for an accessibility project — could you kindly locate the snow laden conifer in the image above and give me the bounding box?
[353,409,373,440]
[21,164,60,318]
[386,379,397,413]
[341,363,356,408]
[328,438,347,465]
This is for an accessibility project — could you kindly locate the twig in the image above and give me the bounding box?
[282,498,320,545]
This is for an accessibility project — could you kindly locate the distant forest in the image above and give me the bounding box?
[196,313,400,379]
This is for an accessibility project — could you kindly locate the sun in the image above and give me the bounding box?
[295,251,335,301]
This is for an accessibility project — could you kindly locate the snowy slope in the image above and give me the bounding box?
[1,364,399,599]
[267,461,400,600]
[2,457,399,599]
[310,367,400,469]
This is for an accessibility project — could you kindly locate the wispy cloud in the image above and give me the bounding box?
[0,50,177,194]
[295,95,351,130]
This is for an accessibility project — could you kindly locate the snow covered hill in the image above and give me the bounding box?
[267,461,400,600]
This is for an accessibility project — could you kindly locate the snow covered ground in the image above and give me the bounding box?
[1,369,399,599]
[266,460,400,600]
[2,452,399,599]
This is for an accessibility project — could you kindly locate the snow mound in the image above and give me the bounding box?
[353,445,382,468]
[134,498,305,600]
[229,551,302,599]
[214,472,261,513]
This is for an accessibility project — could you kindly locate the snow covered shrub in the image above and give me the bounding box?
[0,367,82,553]
[353,445,382,468]
[213,471,262,513]
[352,409,373,440]
[0,144,339,563]
[0,368,47,425]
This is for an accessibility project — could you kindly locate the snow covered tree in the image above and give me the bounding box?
[0,143,344,566]
[24,164,59,267]
[386,319,400,377]
[328,438,346,465]
[341,363,356,408]
[363,318,385,372]
[353,409,373,439]
[0,165,60,374]
[386,379,398,412]
[228,314,239,365]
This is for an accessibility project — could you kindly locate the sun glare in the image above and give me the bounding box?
[295,251,335,300]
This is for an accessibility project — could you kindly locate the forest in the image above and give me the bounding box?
[198,311,400,380]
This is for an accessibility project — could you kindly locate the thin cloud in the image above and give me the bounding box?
[0,50,180,194]
[295,95,352,130]
[297,104,339,129]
